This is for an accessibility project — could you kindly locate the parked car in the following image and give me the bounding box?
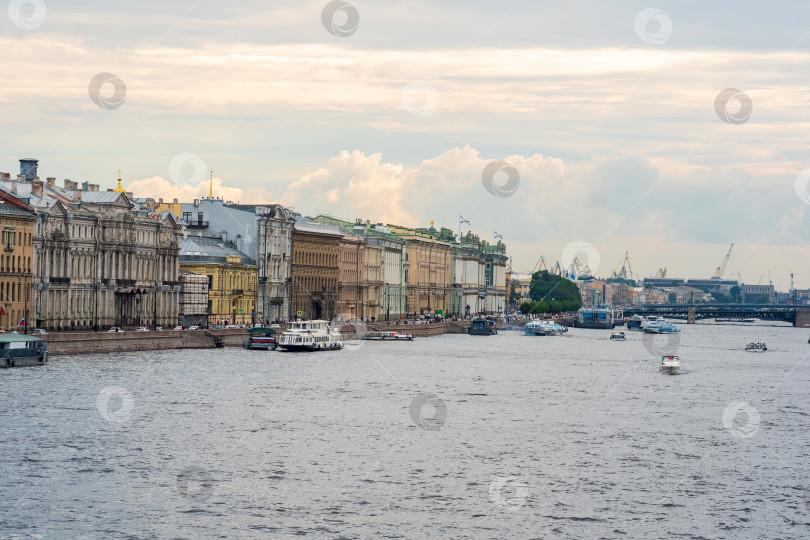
[136,327,150,332]
[108,326,122,332]
[270,323,282,328]
[224,324,238,329]
[188,325,200,330]
[172,326,184,331]
[31,328,47,335]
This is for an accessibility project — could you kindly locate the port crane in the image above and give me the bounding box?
[712,243,734,279]
[531,255,548,273]
[653,267,667,279]
[611,251,634,280]
[550,261,563,276]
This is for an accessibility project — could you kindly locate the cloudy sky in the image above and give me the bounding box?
[2,1,810,290]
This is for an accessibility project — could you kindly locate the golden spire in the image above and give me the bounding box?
[209,170,213,199]
[114,169,125,192]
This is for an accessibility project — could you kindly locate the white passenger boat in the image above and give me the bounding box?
[364,331,414,341]
[609,332,626,341]
[277,320,344,351]
[524,320,566,336]
[659,355,681,374]
[745,342,767,352]
[641,316,666,333]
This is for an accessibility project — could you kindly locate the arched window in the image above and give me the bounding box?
[11,258,15,273]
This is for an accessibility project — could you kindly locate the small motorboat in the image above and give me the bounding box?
[609,332,626,341]
[243,326,277,350]
[659,355,680,374]
[745,342,767,352]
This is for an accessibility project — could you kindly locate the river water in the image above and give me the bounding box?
[2,322,810,539]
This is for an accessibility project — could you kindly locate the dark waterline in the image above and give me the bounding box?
[2,322,810,539]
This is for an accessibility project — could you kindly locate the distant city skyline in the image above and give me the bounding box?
[2,1,809,290]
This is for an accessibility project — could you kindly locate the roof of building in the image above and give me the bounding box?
[293,216,344,236]
[79,191,129,205]
[0,204,36,217]
[179,236,256,265]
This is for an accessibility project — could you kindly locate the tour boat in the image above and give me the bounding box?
[524,320,566,336]
[277,320,344,351]
[364,331,414,341]
[574,307,618,329]
[626,315,644,331]
[659,355,681,374]
[640,316,665,332]
[609,331,626,341]
[0,334,48,368]
[745,342,767,352]
[468,318,498,336]
[244,327,277,350]
[643,319,679,334]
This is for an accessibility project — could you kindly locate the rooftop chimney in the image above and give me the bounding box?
[173,198,178,204]
[82,181,89,191]
[46,177,55,187]
[158,197,164,204]
[19,158,38,181]
[11,179,18,194]
[88,183,99,192]
[31,179,43,197]
[1,173,9,180]
[64,179,77,190]
[73,189,82,202]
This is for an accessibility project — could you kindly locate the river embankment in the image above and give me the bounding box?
[41,320,473,356]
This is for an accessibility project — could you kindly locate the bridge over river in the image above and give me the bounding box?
[622,304,809,325]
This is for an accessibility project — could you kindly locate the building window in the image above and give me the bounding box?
[208,275,213,290]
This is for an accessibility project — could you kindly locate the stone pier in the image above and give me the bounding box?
[796,308,810,328]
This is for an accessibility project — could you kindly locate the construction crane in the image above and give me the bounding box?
[654,267,667,279]
[768,271,772,286]
[757,274,764,285]
[611,251,634,280]
[550,260,563,276]
[712,243,734,279]
[531,255,548,273]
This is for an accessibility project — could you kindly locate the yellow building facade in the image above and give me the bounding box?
[179,238,258,325]
[388,225,452,316]
[0,205,36,331]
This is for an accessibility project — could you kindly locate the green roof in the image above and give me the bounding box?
[0,333,42,342]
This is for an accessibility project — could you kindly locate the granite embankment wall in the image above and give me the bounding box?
[43,329,248,356]
[43,321,472,356]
